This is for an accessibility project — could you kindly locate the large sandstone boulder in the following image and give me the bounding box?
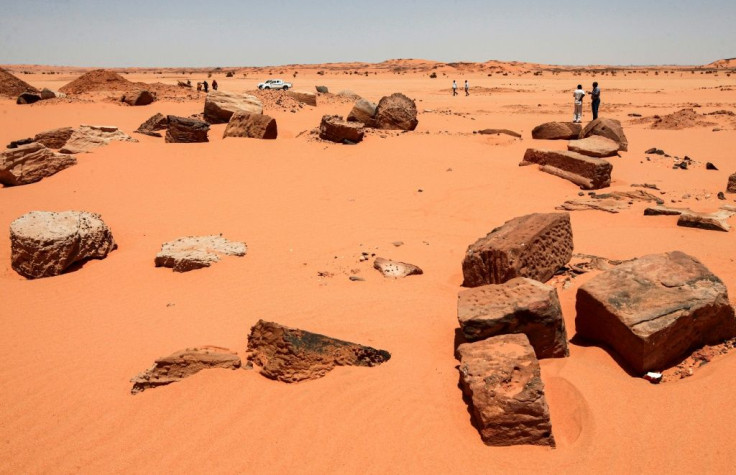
[575,251,736,373]
[155,235,247,272]
[286,90,317,106]
[10,210,116,279]
[223,111,277,139]
[131,346,242,394]
[40,88,64,100]
[34,127,74,149]
[456,334,555,447]
[247,320,391,382]
[347,99,377,127]
[462,212,573,287]
[121,90,154,106]
[165,116,210,143]
[203,91,263,124]
[60,125,137,154]
[579,118,628,151]
[135,113,168,137]
[0,142,77,186]
[532,122,582,140]
[520,148,613,190]
[374,93,418,131]
[728,173,736,193]
[373,257,423,278]
[319,115,365,143]
[458,277,568,358]
[567,135,619,158]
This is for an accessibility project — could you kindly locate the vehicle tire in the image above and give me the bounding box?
[265,86,270,90]
[258,85,263,90]
[282,85,289,90]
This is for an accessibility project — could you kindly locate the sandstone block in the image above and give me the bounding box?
[204,91,263,123]
[531,122,581,140]
[567,135,619,158]
[374,93,418,131]
[319,115,365,143]
[155,235,246,272]
[0,142,77,186]
[165,116,210,143]
[521,148,613,190]
[223,111,277,139]
[580,118,628,151]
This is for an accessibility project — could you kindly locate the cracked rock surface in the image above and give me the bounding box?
[155,235,247,272]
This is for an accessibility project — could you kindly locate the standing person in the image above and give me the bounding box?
[572,84,586,123]
[212,79,218,91]
[464,79,469,96]
[589,81,601,120]
[452,80,457,96]
[203,80,209,93]
[196,82,202,92]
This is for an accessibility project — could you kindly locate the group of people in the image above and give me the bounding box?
[451,80,470,96]
[195,79,218,93]
[572,81,601,123]
[449,78,602,124]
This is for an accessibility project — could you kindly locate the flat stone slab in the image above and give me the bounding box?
[204,91,263,124]
[476,128,522,138]
[576,251,736,373]
[347,99,377,127]
[131,346,242,394]
[373,257,423,278]
[10,210,116,279]
[580,118,628,151]
[247,320,391,382]
[458,277,568,358]
[462,212,573,287]
[532,122,581,140]
[155,235,247,272]
[558,190,663,213]
[223,111,277,139]
[286,90,317,106]
[60,125,137,154]
[521,148,612,190]
[457,334,555,447]
[33,127,74,149]
[165,116,210,143]
[567,135,620,158]
[319,115,365,143]
[1,142,77,186]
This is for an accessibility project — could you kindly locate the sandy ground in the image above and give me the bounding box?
[1,64,736,474]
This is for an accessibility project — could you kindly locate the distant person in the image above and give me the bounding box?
[186,79,191,86]
[212,79,218,91]
[464,80,469,96]
[203,80,209,93]
[573,84,586,123]
[452,80,457,96]
[196,82,202,92]
[589,81,601,120]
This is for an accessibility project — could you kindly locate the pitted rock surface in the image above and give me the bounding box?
[576,251,736,373]
[521,148,612,189]
[457,334,555,447]
[373,257,423,278]
[458,277,568,358]
[462,212,573,287]
[131,346,242,394]
[1,142,77,186]
[155,235,247,272]
[247,320,391,382]
[10,210,116,279]
[204,91,263,123]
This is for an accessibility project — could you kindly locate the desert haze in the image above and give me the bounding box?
[1,58,736,473]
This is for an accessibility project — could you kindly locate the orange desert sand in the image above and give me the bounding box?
[1,59,736,473]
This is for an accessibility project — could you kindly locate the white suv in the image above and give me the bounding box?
[257,79,292,90]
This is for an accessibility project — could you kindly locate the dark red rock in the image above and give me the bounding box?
[165,115,209,143]
[374,93,418,131]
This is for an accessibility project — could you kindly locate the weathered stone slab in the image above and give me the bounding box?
[0,142,77,186]
[457,334,555,447]
[567,135,619,158]
[286,90,317,106]
[60,125,137,154]
[204,91,263,123]
[155,235,247,272]
[10,210,116,279]
[374,93,418,131]
[462,213,573,287]
[521,148,613,190]
[247,320,390,382]
[319,115,365,143]
[223,111,277,139]
[121,90,154,106]
[34,127,74,149]
[458,277,568,358]
[347,99,377,127]
[165,116,210,143]
[575,251,736,373]
[727,173,736,193]
[579,118,628,151]
[131,346,242,394]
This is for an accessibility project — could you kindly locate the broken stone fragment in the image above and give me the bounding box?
[131,346,242,394]
[247,320,391,382]
[373,257,423,278]
[155,235,247,272]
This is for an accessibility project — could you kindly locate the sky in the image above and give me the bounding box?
[0,0,734,67]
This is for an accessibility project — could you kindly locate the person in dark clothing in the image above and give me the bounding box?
[212,79,218,91]
[589,81,601,120]
[203,80,209,93]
